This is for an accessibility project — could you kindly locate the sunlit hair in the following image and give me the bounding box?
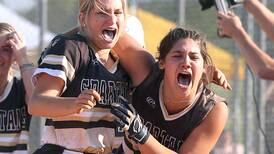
[157,27,214,84]
[0,23,15,34]
[79,0,127,18]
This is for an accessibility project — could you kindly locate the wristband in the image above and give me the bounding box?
[20,63,34,71]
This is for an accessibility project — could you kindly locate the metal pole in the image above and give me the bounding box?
[231,8,242,150]
[243,9,255,154]
[39,0,47,53]
[258,1,267,153]
[178,0,185,26]
[30,0,47,153]
[231,46,241,149]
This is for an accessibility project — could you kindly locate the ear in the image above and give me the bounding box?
[79,12,86,27]
[158,60,165,69]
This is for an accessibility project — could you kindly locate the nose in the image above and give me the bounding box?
[106,13,117,25]
[181,56,191,69]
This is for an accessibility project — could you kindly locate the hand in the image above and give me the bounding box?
[6,32,28,65]
[217,11,243,38]
[75,89,101,113]
[206,65,232,90]
[111,96,149,144]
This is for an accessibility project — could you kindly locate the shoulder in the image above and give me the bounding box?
[38,33,89,65]
[202,87,227,106]
[204,91,228,127]
[197,87,228,128]
[48,34,87,52]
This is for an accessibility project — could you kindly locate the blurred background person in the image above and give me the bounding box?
[0,22,34,153]
[217,0,274,80]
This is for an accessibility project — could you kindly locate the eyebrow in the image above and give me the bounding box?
[172,50,200,54]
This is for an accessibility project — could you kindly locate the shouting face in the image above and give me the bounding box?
[79,0,125,50]
[161,38,205,101]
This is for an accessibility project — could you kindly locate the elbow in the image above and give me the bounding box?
[27,94,40,116]
[27,99,36,115]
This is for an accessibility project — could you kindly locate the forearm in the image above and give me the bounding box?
[232,26,274,79]
[139,135,177,154]
[15,48,35,100]
[244,0,274,41]
[19,64,35,101]
[29,93,78,117]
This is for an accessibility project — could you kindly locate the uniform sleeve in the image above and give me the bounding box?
[33,35,82,91]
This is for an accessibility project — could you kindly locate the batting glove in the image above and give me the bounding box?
[111,96,149,144]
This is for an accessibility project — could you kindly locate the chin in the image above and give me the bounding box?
[98,43,114,50]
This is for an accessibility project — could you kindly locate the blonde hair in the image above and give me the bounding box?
[0,23,15,34]
[79,0,127,16]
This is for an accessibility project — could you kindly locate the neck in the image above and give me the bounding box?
[97,49,111,61]
[162,81,196,114]
[80,31,115,69]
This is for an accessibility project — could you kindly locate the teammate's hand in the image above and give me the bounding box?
[111,96,149,144]
[206,65,232,90]
[217,11,243,38]
[75,89,101,113]
[6,32,28,65]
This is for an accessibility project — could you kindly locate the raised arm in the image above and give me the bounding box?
[244,0,274,41]
[113,33,155,87]
[217,12,274,80]
[8,32,35,102]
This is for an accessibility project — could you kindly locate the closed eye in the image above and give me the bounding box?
[171,53,182,58]
[114,10,123,16]
[97,11,108,16]
[190,55,200,60]
[189,53,201,60]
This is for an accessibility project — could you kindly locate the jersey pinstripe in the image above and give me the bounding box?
[34,33,131,153]
[0,77,31,154]
[122,63,226,153]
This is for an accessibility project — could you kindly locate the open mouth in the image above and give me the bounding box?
[177,72,191,87]
[102,29,117,42]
